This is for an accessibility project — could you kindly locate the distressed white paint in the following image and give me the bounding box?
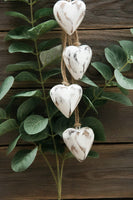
[50,84,82,118]
[63,45,92,80]
[53,0,86,35]
[63,127,94,162]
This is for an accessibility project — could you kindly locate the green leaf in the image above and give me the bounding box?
[7,134,21,155]
[43,68,61,82]
[15,71,39,83]
[11,147,38,172]
[34,8,53,20]
[7,61,38,72]
[20,123,49,142]
[17,98,40,121]
[0,119,18,136]
[87,150,99,158]
[83,95,98,114]
[102,91,132,106]
[38,38,61,52]
[0,108,7,120]
[24,115,48,135]
[40,45,62,68]
[81,117,105,141]
[48,100,58,119]
[0,76,14,100]
[6,11,30,23]
[14,90,42,98]
[80,75,98,87]
[53,116,74,137]
[114,69,133,90]
[65,150,99,159]
[4,0,29,3]
[105,45,131,72]
[28,20,58,39]
[8,42,34,54]
[119,40,133,63]
[130,29,133,35]
[91,62,113,80]
[5,26,31,41]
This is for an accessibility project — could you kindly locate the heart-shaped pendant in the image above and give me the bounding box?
[53,0,86,35]
[50,84,82,118]
[63,45,92,80]
[63,127,94,162]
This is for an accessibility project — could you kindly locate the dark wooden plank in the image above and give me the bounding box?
[0,88,132,145]
[0,0,133,30]
[0,144,133,199]
[0,29,133,87]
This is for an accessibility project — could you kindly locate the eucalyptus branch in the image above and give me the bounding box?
[82,60,129,118]
[29,0,60,197]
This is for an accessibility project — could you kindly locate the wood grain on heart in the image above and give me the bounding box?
[53,0,86,35]
[63,45,92,80]
[50,84,82,118]
[63,127,94,161]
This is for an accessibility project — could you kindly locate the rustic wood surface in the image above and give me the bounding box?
[0,0,133,199]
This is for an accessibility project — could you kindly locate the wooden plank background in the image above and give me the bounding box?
[0,0,133,199]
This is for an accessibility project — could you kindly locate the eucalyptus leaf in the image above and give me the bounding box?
[0,108,7,119]
[83,95,98,114]
[7,61,38,72]
[105,45,131,72]
[9,42,34,54]
[11,147,38,172]
[6,11,30,23]
[38,38,61,52]
[0,76,14,100]
[14,90,42,98]
[81,117,105,141]
[53,116,74,137]
[87,150,99,158]
[34,8,53,20]
[43,68,61,82]
[119,40,133,63]
[28,20,58,39]
[5,26,31,41]
[20,123,49,142]
[15,71,39,83]
[40,45,62,68]
[24,115,48,135]
[7,134,21,155]
[114,69,133,90]
[0,119,18,136]
[80,75,98,87]
[17,98,40,121]
[4,0,29,3]
[131,29,133,35]
[102,91,132,106]
[91,62,113,80]
[48,100,58,119]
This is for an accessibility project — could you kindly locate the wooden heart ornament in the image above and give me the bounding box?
[53,0,86,35]
[63,127,94,162]
[63,45,92,80]
[50,84,82,118]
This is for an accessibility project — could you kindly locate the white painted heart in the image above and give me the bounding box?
[63,127,94,162]
[53,0,86,35]
[50,84,82,118]
[63,45,92,80]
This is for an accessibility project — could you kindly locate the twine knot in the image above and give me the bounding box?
[73,41,81,46]
[74,122,81,129]
[62,81,70,86]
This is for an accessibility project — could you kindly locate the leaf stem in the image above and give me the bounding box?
[39,144,57,186]
[82,61,129,118]
[29,1,61,198]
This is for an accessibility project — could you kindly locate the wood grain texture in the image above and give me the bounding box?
[0,0,133,30]
[0,88,132,145]
[0,29,133,87]
[0,144,133,200]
